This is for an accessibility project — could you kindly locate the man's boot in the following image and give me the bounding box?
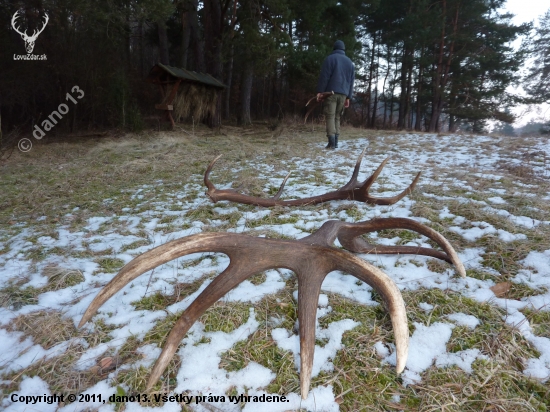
[334,134,339,148]
[325,135,335,149]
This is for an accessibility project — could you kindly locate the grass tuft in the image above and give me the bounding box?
[9,310,77,349]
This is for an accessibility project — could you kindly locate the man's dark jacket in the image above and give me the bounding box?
[317,41,355,99]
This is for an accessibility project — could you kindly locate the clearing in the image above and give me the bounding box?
[1,124,549,411]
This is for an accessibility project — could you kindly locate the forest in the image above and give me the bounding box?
[1,0,549,136]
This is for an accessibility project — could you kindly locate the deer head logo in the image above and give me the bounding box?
[11,11,49,54]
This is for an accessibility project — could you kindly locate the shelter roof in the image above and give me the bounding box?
[147,63,226,89]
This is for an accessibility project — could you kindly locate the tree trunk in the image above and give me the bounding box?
[203,0,224,127]
[238,63,254,125]
[389,92,394,127]
[415,47,424,131]
[139,20,144,76]
[449,114,456,132]
[381,48,391,128]
[397,44,412,129]
[183,0,204,72]
[180,11,191,68]
[389,57,398,127]
[428,0,447,132]
[126,13,131,70]
[371,43,380,127]
[267,74,273,118]
[428,0,458,132]
[157,19,170,65]
[224,45,234,119]
[406,65,413,129]
[447,79,459,132]
[366,31,377,127]
[224,0,238,120]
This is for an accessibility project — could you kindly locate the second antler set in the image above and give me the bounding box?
[205,149,421,206]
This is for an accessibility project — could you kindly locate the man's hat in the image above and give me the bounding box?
[333,40,345,50]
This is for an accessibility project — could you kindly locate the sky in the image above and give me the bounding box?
[503,0,548,27]
[501,0,549,127]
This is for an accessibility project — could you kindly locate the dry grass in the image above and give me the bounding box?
[9,310,77,349]
[173,84,218,123]
[43,264,86,289]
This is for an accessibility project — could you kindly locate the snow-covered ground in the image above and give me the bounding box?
[1,133,549,411]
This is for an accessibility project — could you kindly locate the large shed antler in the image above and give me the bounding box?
[11,11,49,54]
[205,149,421,207]
[304,91,334,123]
[79,217,465,399]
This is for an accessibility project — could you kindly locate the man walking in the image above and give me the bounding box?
[317,40,355,149]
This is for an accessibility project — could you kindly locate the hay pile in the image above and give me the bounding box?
[172,83,218,122]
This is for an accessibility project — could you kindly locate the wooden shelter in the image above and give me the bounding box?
[146,63,226,128]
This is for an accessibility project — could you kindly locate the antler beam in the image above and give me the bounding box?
[304,91,334,123]
[204,149,421,207]
[79,218,464,399]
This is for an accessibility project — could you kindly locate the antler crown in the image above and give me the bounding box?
[79,217,465,398]
[204,149,421,207]
[11,11,49,53]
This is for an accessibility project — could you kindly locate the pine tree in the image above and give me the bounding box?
[525,9,550,133]
[526,9,550,103]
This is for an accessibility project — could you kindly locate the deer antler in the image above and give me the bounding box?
[11,11,26,38]
[205,149,421,207]
[11,11,49,54]
[79,217,464,398]
[304,91,334,123]
[31,13,49,40]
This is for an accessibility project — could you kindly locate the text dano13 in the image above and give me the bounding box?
[33,85,84,140]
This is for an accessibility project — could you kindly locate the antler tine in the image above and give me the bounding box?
[272,172,292,200]
[296,271,324,398]
[11,11,26,37]
[357,156,391,194]
[332,250,409,373]
[274,246,409,399]
[305,96,317,107]
[337,218,466,277]
[147,259,256,390]
[31,13,49,38]
[365,171,422,206]
[338,148,366,191]
[204,154,223,193]
[293,248,409,392]
[304,105,317,124]
[348,156,421,206]
[78,233,237,328]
